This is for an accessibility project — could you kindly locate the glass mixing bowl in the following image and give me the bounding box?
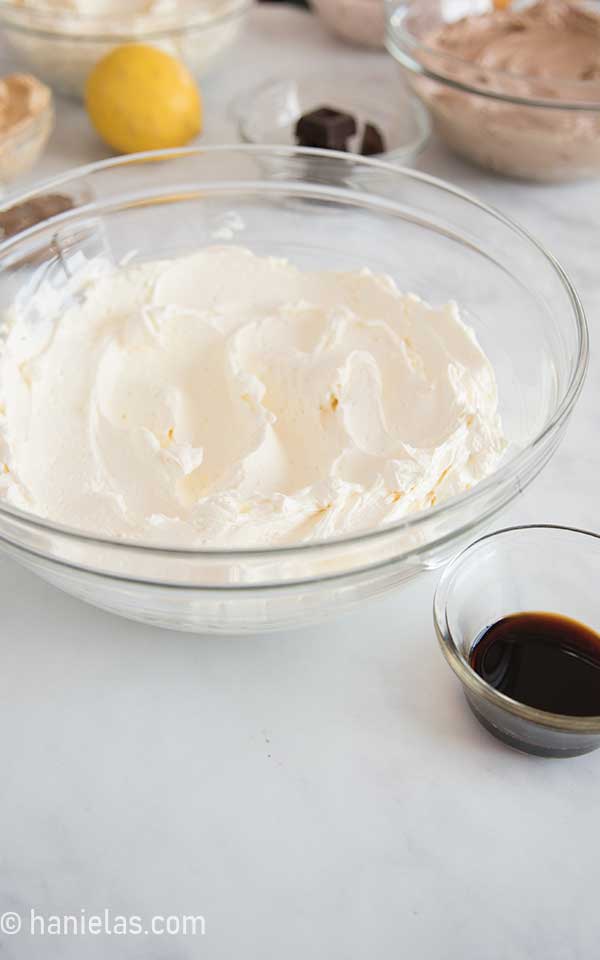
[0,0,251,99]
[386,0,600,181]
[0,147,588,633]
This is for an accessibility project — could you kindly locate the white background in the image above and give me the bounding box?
[1,6,599,958]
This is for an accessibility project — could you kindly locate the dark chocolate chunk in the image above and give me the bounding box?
[360,123,386,157]
[0,194,75,240]
[295,106,357,151]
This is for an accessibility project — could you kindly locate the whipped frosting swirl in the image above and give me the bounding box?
[0,246,505,547]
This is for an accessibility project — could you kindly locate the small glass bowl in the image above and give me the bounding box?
[0,89,54,187]
[0,0,251,99]
[434,525,600,758]
[237,70,430,164]
[386,0,600,181]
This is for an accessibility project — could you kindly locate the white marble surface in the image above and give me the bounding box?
[1,6,599,958]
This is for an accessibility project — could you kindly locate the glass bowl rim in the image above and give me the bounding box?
[0,144,589,559]
[385,0,600,112]
[0,0,251,41]
[434,523,600,732]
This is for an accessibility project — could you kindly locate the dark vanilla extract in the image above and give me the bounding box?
[469,612,600,716]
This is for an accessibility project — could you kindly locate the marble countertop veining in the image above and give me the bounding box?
[0,6,599,959]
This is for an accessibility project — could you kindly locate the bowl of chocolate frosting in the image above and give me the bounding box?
[386,0,600,181]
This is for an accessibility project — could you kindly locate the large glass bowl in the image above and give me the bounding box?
[386,0,600,181]
[0,0,251,99]
[0,147,588,633]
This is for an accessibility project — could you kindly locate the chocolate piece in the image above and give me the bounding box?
[0,193,74,240]
[360,122,386,156]
[295,106,357,151]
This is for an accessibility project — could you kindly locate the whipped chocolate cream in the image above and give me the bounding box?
[417,0,600,180]
[0,246,505,547]
[428,0,600,89]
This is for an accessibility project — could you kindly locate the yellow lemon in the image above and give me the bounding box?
[85,44,202,154]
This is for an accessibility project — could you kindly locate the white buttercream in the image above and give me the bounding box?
[0,246,505,547]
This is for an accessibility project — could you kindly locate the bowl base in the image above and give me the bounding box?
[466,697,600,759]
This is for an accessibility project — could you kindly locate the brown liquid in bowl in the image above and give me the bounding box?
[469,612,600,716]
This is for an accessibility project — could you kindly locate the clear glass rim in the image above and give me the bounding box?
[434,524,600,732]
[0,145,589,560]
[0,0,250,41]
[385,0,600,112]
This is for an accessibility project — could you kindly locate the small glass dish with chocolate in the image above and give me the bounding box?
[236,69,430,163]
[434,525,600,758]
